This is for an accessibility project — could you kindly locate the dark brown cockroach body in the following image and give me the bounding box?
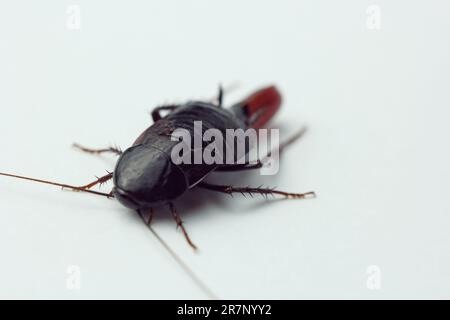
[113,101,246,210]
[0,86,315,249]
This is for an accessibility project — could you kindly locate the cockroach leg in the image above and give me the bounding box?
[197,182,316,200]
[275,126,308,156]
[210,82,240,103]
[146,208,154,226]
[169,202,197,250]
[151,105,179,122]
[77,172,113,190]
[73,143,122,156]
[217,84,224,107]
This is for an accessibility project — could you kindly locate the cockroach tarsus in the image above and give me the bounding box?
[0,85,315,251]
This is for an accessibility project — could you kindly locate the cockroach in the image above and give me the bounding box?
[0,86,315,251]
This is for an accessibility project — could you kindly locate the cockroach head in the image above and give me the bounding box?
[112,144,188,209]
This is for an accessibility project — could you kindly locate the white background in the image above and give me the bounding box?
[0,1,449,299]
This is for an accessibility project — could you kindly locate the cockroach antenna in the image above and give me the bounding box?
[0,170,217,299]
[138,211,217,299]
[0,172,113,197]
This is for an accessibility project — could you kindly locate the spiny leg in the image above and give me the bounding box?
[216,127,308,172]
[274,126,308,156]
[169,202,197,250]
[217,84,224,107]
[77,172,113,190]
[145,208,154,226]
[210,82,240,102]
[151,105,179,122]
[197,182,315,199]
[73,143,122,156]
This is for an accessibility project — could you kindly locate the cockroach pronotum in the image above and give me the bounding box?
[0,85,315,296]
